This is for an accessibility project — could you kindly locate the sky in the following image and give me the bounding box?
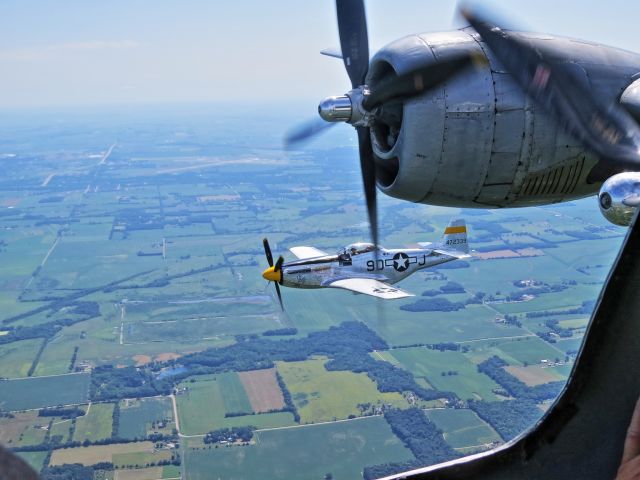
[0,0,639,109]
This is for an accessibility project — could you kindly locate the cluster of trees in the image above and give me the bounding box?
[503,315,522,328]
[469,399,542,441]
[526,300,595,318]
[38,408,84,419]
[91,366,166,401]
[439,281,465,293]
[111,403,120,439]
[68,346,79,372]
[276,371,300,422]
[401,298,466,312]
[544,319,573,338]
[364,408,459,479]
[204,426,255,444]
[262,327,298,336]
[478,356,564,402]
[41,463,111,480]
[506,283,567,302]
[13,433,175,453]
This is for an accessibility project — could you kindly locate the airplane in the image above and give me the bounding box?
[285,1,640,245]
[261,219,469,307]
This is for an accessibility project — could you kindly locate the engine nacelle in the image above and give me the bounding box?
[367,30,640,208]
[598,172,640,226]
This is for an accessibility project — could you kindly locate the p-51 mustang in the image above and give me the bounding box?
[261,219,469,308]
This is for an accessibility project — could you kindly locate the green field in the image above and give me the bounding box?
[494,337,565,365]
[0,339,42,378]
[425,408,501,449]
[0,373,90,411]
[388,348,501,401]
[175,374,295,435]
[74,403,114,442]
[15,450,48,472]
[119,397,174,439]
[184,416,414,480]
[276,358,408,423]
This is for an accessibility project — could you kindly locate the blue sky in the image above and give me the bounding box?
[0,0,638,108]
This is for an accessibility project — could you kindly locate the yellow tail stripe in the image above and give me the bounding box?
[444,226,466,234]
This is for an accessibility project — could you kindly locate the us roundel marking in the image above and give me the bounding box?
[392,252,409,272]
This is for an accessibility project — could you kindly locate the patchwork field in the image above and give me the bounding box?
[505,365,564,386]
[50,441,160,466]
[276,358,409,423]
[184,416,414,480]
[238,368,285,413]
[425,408,501,450]
[74,403,114,442]
[0,411,50,446]
[388,348,501,401]
[175,374,295,435]
[0,339,42,378]
[0,373,90,411]
[118,397,174,440]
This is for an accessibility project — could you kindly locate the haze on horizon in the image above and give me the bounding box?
[0,0,638,109]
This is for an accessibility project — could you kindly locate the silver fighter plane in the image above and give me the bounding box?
[261,219,469,306]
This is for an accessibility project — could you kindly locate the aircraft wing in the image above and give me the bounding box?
[289,246,329,259]
[325,278,414,300]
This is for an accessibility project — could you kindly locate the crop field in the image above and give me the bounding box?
[0,373,90,411]
[494,337,565,365]
[388,348,501,401]
[0,339,41,378]
[49,441,157,466]
[74,403,114,442]
[118,397,174,440]
[425,408,501,449]
[112,466,180,480]
[238,368,285,413]
[16,451,48,472]
[33,337,76,377]
[112,450,172,468]
[184,416,414,480]
[175,374,295,435]
[0,411,50,446]
[505,365,564,386]
[276,358,408,423]
[218,372,253,414]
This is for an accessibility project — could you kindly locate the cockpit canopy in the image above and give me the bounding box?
[339,242,376,256]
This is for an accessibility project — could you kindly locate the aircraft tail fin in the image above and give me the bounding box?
[438,218,469,254]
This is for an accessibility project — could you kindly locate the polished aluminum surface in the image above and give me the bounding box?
[598,172,640,226]
[318,95,352,122]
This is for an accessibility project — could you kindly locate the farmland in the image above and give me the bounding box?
[74,403,114,442]
[175,374,295,435]
[0,373,90,411]
[184,416,414,480]
[238,368,285,413]
[0,108,627,478]
[118,397,174,440]
[276,358,409,423]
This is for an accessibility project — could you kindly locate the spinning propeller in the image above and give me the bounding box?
[262,238,284,311]
[284,0,479,248]
[459,8,640,182]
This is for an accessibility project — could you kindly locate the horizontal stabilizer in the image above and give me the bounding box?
[434,249,472,260]
[325,277,413,300]
[320,47,343,59]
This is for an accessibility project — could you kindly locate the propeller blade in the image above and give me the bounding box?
[363,54,481,110]
[461,7,640,180]
[284,118,336,148]
[336,0,369,88]
[274,283,284,311]
[263,238,274,267]
[274,256,284,273]
[357,126,378,247]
